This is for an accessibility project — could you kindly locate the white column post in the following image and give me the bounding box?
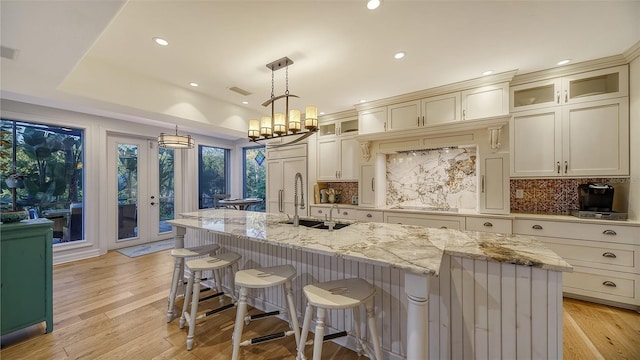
[405,272,431,359]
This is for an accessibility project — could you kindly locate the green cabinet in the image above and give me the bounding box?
[1,219,53,335]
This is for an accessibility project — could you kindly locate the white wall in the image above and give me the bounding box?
[1,99,237,264]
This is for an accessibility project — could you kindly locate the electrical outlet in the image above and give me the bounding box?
[516,189,524,199]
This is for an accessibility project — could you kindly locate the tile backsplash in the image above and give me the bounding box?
[325,182,358,205]
[510,178,630,214]
[385,147,477,210]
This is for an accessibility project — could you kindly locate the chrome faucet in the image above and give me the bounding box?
[293,172,305,227]
[325,204,340,231]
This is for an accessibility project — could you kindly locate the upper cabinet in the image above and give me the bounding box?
[461,82,509,120]
[385,93,462,132]
[510,65,628,112]
[317,113,361,181]
[358,107,387,135]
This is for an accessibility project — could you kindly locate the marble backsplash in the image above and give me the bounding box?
[510,178,630,214]
[386,147,477,210]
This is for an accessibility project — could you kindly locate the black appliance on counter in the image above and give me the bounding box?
[571,183,627,220]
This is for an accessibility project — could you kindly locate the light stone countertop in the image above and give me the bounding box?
[169,209,572,277]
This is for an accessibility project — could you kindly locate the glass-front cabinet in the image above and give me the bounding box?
[510,65,628,112]
[317,117,358,137]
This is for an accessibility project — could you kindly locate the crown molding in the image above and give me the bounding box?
[624,40,640,62]
[510,55,628,86]
[318,109,358,122]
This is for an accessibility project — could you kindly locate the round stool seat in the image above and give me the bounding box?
[303,278,375,309]
[186,251,241,271]
[235,264,297,288]
[171,244,219,258]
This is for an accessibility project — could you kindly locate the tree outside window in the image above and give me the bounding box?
[243,146,265,212]
[198,145,229,209]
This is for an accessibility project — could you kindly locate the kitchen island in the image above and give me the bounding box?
[169,209,572,359]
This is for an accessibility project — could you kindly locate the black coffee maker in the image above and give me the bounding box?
[578,183,614,211]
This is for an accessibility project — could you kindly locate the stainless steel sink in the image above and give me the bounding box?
[283,219,351,230]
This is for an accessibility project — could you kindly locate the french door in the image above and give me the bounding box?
[107,135,175,250]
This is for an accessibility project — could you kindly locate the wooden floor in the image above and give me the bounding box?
[1,249,639,360]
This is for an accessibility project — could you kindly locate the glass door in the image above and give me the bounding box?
[107,135,174,250]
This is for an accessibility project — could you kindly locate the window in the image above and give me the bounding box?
[243,146,266,212]
[1,119,84,244]
[198,145,230,209]
[158,147,174,232]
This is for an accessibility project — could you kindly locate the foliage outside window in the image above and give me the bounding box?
[243,146,266,212]
[198,145,229,209]
[1,119,84,243]
[158,147,174,231]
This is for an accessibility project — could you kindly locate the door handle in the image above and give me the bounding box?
[278,189,283,212]
[481,175,485,193]
[564,90,568,103]
[557,161,560,174]
[556,91,560,104]
[371,178,375,192]
[564,161,568,174]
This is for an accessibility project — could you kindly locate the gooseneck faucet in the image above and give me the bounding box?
[325,204,340,231]
[293,172,305,227]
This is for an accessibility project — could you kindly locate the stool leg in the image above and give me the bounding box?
[213,269,224,303]
[352,306,364,356]
[231,286,248,360]
[186,270,202,351]
[312,307,326,360]
[365,299,383,360]
[167,257,182,322]
[298,303,314,360]
[284,280,301,347]
[179,270,195,329]
[228,264,238,301]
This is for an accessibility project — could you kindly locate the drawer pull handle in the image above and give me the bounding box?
[343,211,348,216]
[318,210,323,214]
[440,226,448,229]
[602,252,617,258]
[483,222,493,227]
[532,225,543,230]
[366,213,372,218]
[602,281,617,288]
[603,230,617,236]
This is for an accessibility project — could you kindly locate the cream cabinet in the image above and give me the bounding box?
[478,152,510,214]
[510,65,628,112]
[386,93,461,132]
[266,144,307,215]
[461,82,509,120]
[317,117,358,137]
[359,164,375,207]
[310,205,383,223]
[514,219,639,310]
[510,97,629,177]
[384,212,465,230]
[317,136,360,181]
[358,106,387,135]
[465,216,512,234]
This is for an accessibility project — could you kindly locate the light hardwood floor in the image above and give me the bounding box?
[1,249,638,359]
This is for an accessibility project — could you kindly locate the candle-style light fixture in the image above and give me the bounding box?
[158,125,195,149]
[248,57,318,145]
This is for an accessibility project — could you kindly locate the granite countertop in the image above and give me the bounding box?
[169,209,572,276]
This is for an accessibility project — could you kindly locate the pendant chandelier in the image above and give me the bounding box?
[247,57,318,145]
[158,125,195,149]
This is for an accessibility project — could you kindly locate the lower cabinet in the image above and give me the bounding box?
[384,212,465,230]
[1,220,53,335]
[309,205,383,223]
[514,218,639,310]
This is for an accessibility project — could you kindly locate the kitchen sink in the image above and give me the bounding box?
[283,219,351,230]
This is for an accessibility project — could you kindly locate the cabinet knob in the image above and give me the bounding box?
[602,252,617,258]
[483,222,493,227]
[366,213,372,218]
[602,280,617,288]
[603,229,617,236]
[342,211,348,216]
[532,224,543,230]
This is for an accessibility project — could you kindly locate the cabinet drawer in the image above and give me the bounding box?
[354,210,383,223]
[466,217,512,234]
[385,214,463,230]
[563,267,638,303]
[309,206,359,221]
[514,220,638,245]
[541,238,637,272]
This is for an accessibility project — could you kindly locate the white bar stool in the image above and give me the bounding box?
[166,244,220,322]
[297,278,383,360]
[179,251,242,350]
[231,265,301,360]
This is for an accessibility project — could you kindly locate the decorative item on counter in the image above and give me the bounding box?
[0,209,29,223]
[325,188,341,203]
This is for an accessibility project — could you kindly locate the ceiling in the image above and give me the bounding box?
[1,0,639,141]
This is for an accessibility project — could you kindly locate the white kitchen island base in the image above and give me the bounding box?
[181,227,564,360]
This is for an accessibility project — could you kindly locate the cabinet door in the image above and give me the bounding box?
[510,79,562,112]
[479,153,510,214]
[266,159,283,213]
[510,108,562,177]
[358,107,387,135]
[359,164,375,207]
[317,138,339,181]
[422,92,460,125]
[563,65,629,105]
[281,157,307,215]
[387,100,421,131]
[461,82,509,120]
[340,136,360,180]
[562,98,629,176]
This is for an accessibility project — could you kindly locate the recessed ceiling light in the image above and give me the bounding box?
[153,37,169,46]
[482,70,493,76]
[189,82,199,87]
[394,52,405,60]
[557,59,571,66]
[359,99,367,103]
[367,0,380,10]
[319,112,325,115]
[242,101,249,105]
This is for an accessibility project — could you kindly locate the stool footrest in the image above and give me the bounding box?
[199,291,224,302]
[247,310,280,321]
[239,330,295,346]
[204,302,235,317]
[323,331,348,342]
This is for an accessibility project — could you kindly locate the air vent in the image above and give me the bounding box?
[229,86,252,96]
[1,46,19,60]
